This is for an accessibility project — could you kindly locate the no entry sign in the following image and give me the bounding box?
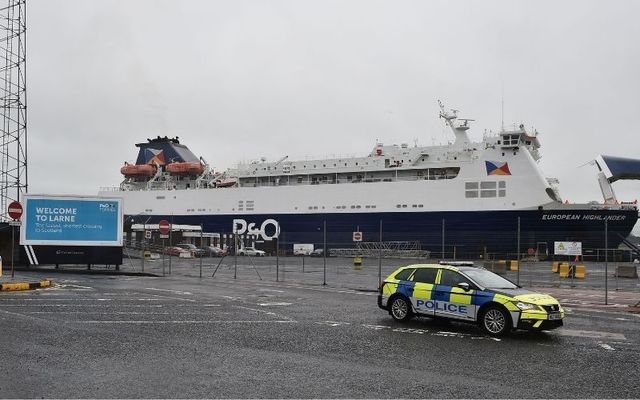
[158,219,171,235]
[353,231,362,242]
[7,201,23,220]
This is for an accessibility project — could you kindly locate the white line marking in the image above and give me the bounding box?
[73,320,297,324]
[316,321,351,327]
[555,329,627,340]
[234,305,295,322]
[144,288,192,296]
[599,343,615,351]
[258,302,292,306]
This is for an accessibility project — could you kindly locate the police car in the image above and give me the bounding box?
[378,264,564,336]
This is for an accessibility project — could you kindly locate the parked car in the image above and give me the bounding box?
[162,246,190,256]
[378,263,564,336]
[176,243,207,258]
[205,246,228,257]
[237,247,266,257]
[310,248,324,257]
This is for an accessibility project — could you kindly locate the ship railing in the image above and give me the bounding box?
[99,186,121,192]
[239,174,457,188]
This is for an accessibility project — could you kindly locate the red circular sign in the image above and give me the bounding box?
[7,201,23,220]
[158,219,171,235]
[527,248,535,255]
[353,231,362,241]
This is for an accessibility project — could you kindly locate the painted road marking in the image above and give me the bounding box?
[555,329,627,341]
[144,288,193,296]
[598,343,615,351]
[258,302,292,306]
[73,320,297,324]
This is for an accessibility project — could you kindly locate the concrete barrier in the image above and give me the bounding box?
[353,257,362,270]
[615,265,638,278]
[559,263,570,278]
[486,260,507,274]
[575,265,586,279]
[508,260,519,271]
[552,261,560,273]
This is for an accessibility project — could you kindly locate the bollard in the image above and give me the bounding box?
[575,265,586,279]
[509,260,519,271]
[559,263,571,278]
[144,251,152,260]
[552,261,560,273]
[353,256,362,270]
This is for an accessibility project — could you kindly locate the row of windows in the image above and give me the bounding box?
[465,181,506,199]
[237,200,255,211]
[394,268,469,286]
[396,204,424,208]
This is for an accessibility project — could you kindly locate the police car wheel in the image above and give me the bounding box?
[480,306,510,336]
[389,296,412,322]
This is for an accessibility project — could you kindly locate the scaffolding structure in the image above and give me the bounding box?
[0,0,27,221]
[330,241,429,258]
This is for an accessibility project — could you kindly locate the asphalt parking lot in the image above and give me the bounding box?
[1,266,639,398]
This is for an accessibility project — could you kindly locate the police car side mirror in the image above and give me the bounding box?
[457,282,471,292]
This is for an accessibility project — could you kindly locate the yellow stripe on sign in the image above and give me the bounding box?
[449,287,472,305]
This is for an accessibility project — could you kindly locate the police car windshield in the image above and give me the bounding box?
[460,268,518,289]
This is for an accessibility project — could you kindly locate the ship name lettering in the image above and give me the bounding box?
[542,214,626,221]
[233,218,280,241]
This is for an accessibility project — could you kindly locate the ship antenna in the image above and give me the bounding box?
[501,86,505,132]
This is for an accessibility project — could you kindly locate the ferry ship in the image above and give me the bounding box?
[99,102,639,257]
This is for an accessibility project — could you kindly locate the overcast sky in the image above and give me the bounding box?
[27,1,640,212]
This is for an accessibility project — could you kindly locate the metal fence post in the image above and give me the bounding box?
[234,233,238,279]
[378,220,383,288]
[605,219,608,305]
[517,217,521,285]
[199,224,203,279]
[323,220,327,286]
[441,218,445,260]
[276,237,280,282]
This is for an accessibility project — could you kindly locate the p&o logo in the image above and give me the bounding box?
[99,203,117,212]
[233,218,280,241]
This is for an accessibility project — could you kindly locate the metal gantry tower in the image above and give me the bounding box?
[0,0,27,221]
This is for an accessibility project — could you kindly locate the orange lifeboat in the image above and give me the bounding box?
[166,161,205,175]
[121,162,157,177]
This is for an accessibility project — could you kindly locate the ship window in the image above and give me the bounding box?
[481,190,497,198]
[356,162,359,166]
[499,190,506,197]
[526,141,531,145]
[402,204,407,208]
[396,204,401,208]
[156,196,165,199]
[465,182,479,190]
[356,205,361,209]
[323,164,326,167]
[308,206,313,210]
[480,181,497,189]
[465,191,478,198]
[372,205,376,209]
[365,205,370,209]
[498,181,506,189]
[418,204,423,208]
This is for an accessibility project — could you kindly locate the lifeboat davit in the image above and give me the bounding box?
[166,161,205,175]
[121,162,157,177]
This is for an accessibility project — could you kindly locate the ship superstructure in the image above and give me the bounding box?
[101,103,638,256]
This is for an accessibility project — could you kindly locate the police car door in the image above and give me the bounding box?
[433,269,476,321]
[410,268,438,317]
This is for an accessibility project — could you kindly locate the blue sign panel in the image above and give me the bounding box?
[20,196,123,246]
